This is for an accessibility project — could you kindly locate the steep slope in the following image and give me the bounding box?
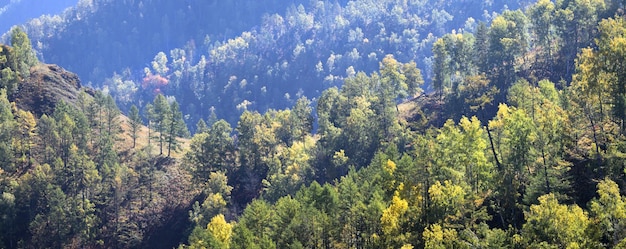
[6,0,523,131]
[1,59,193,248]
[99,0,523,129]
[13,63,85,116]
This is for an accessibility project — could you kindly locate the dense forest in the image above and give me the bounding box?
[2,0,626,248]
[4,0,521,129]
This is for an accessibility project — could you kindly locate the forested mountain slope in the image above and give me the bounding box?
[2,0,626,248]
[6,0,521,130]
[176,0,626,248]
[1,29,194,248]
[2,0,312,87]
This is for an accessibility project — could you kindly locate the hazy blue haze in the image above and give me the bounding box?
[0,0,77,34]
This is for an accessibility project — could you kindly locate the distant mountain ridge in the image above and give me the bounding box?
[7,0,523,130]
[0,0,77,34]
[3,0,311,85]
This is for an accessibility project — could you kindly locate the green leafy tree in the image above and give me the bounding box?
[287,97,313,144]
[195,118,209,134]
[186,119,235,182]
[570,47,610,157]
[166,100,189,157]
[9,27,37,79]
[189,171,233,227]
[0,89,16,172]
[150,94,171,155]
[432,38,450,99]
[474,21,490,73]
[402,61,424,97]
[186,214,233,249]
[522,193,594,248]
[233,199,276,247]
[489,104,536,228]
[487,10,528,99]
[0,45,19,95]
[508,80,572,204]
[589,178,626,247]
[596,17,626,133]
[262,136,315,201]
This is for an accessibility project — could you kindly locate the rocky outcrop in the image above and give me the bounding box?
[13,64,90,116]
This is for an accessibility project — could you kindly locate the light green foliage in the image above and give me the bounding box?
[190,171,233,227]
[9,27,37,79]
[429,116,492,193]
[432,38,450,98]
[596,17,626,133]
[196,120,234,176]
[380,54,408,101]
[287,97,313,143]
[8,2,626,246]
[428,180,466,224]
[489,104,536,226]
[522,193,592,248]
[590,178,626,247]
[434,32,477,98]
[509,79,572,204]
[380,193,409,247]
[402,61,424,97]
[195,118,209,134]
[423,224,464,249]
[263,136,315,201]
[232,199,276,248]
[0,89,16,172]
[487,10,528,93]
[0,63,18,95]
[458,116,493,192]
[455,73,498,115]
[186,214,233,249]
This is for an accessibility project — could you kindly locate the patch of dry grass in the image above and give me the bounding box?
[117,114,190,159]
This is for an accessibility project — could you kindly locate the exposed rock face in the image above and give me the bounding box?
[13,64,87,116]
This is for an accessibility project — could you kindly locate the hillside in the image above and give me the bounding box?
[13,63,84,115]
[1,30,194,247]
[3,0,626,248]
[6,0,522,131]
[3,0,311,85]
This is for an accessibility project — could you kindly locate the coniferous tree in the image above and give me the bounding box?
[151,94,171,155]
[0,45,19,95]
[166,100,188,157]
[0,89,16,172]
[196,118,209,134]
[9,27,37,80]
[128,105,141,148]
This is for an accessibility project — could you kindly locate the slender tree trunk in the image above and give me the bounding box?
[486,126,502,171]
[541,148,551,194]
[587,110,601,158]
